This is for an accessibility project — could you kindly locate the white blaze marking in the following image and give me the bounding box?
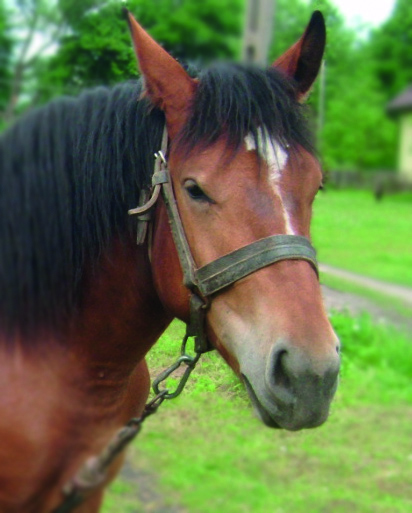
[245,128,295,234]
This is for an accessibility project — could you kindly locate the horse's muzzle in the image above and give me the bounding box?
[242,339,340,430]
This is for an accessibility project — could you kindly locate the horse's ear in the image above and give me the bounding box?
[273,11,325,101]
[125,10,197,136]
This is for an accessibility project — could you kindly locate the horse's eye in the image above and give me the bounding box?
[184,180,211,202]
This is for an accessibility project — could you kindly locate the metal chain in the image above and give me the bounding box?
[53,341,203,513]
[152,334,202,399]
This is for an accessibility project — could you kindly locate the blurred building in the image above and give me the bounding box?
[387,86,412,184]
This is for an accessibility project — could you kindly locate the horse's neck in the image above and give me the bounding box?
[71,238,172,373]
[0,239,173,509]
[1,238,173,409]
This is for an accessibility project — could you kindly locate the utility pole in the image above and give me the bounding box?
[241,0,275,66]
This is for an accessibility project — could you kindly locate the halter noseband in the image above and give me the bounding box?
[129,129,318,354]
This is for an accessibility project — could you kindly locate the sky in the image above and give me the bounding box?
[330,0,396,28]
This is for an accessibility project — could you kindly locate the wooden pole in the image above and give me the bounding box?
[241,0,275,65]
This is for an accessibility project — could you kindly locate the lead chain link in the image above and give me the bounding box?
[152,336,202,399]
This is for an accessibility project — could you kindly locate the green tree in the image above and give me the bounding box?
[270,0,311,61]
[34,1,137,103]
[311,0,397,170]
[371,0,412,100]
[2,0,400,171]
[131,0,244,61]
[2,0,244,118]
[2,0,73,123]
[35,0,244,103]
[270,0,397,171]
[0,1,13,123]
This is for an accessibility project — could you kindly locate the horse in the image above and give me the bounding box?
[0,9,340,512]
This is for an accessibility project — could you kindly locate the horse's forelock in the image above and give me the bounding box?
[176,63,314,157]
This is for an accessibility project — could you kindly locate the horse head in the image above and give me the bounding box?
[127,11,340,431]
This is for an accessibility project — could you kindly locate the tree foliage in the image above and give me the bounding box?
[311,0,397,170]
[0,1,13,117]
[270,0,397,171]
[1,0,244,118]
[34,0,244,104]
[0,0,408,172]
[370,0,412,100]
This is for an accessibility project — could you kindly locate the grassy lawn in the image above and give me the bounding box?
[103,318,412,513]
[312,189,412,287]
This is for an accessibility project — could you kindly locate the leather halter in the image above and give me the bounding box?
[129,129,319,354]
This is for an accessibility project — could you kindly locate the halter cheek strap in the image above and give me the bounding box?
[128,129,318,354]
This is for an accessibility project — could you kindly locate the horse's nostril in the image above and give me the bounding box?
[273,349,291,390]
[266,348,296,407]
[267,342,340,404]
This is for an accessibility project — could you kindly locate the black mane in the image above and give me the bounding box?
[0,81,164,334]
[0,63,313,335]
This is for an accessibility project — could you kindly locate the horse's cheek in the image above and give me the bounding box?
[150,202,191,322]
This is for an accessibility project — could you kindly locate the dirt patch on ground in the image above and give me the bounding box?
[321,284,412,334]
[320,264,412,307]
[120,460,187,513]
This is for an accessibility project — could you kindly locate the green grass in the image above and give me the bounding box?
[101,480,141,513]
[312,189,412,287]
[103,318,412,513]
